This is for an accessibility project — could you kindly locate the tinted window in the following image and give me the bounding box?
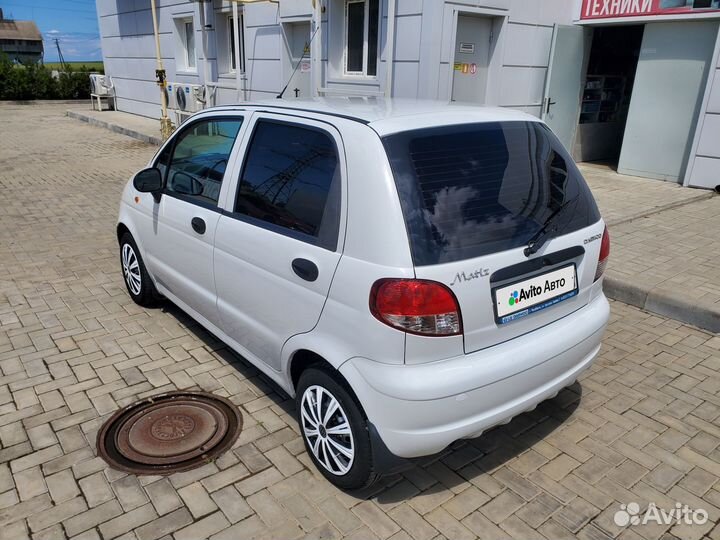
[234,120,341,250]
[346,2,365,72]
[155,142,172,180]
[383,122,600,266]
[166,118,243,206]
[367,0,379,76]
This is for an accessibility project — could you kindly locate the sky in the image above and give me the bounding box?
[1,0,101,62]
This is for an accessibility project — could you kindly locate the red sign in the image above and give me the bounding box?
[581,0,720,19]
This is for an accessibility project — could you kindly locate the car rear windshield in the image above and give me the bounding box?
[382,121,601,266]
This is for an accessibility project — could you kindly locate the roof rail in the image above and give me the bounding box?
[213,103,371,125]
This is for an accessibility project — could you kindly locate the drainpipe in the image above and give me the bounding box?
[385,0,396,97]
[312,0,322,97]
[232,1,244,100]
[150,0,173,139]
[199,0,212,106]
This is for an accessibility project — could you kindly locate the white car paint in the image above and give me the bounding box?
[118,98,610,460]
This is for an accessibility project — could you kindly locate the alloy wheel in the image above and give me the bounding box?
[300,385,355,476]
[122,243,142,296]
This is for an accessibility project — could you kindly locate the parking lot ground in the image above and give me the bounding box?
[1,102,720,539]
[579,163,720,333]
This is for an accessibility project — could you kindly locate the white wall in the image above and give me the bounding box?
[685,25,720,190]
[96,0,573,119]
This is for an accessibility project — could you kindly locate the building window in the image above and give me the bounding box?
[228,15,245,73]
[344,0,379,76]
[184,20,196,69]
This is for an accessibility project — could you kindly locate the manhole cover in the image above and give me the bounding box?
[97,391,242,475]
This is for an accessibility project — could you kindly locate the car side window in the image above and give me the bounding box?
[155,142,173,180]
[165,118,243,206]
[234,120,341,250]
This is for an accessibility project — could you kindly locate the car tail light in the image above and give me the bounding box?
[594,225,610,281]
[370,279,462,336]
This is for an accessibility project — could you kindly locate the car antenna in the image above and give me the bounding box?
[277,25,320,99]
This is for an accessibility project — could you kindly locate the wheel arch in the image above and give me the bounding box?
[117,222,131,244]
[290,348,410,477]
[289,349,335,391]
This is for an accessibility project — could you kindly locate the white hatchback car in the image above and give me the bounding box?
[118,98,610,489]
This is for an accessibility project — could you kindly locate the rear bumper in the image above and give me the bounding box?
[340,294,609,459]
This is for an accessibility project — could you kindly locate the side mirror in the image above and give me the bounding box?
[170,172,204,196]
[133,168,163,193]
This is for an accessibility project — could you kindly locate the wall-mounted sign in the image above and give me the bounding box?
[461,63,469,74]
[459,42,475,54]
[470,63,477,74]
[581,0,720,19]
[300,61,311,73]
[454,62,462,71]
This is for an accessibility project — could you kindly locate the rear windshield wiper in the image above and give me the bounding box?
[524,195,579,257]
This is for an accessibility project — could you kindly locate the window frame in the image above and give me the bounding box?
[343,0,379,77]
[226,116,344,251]
[173,15,197,73]
[184,20,196,70]
[153,115,245,212]
[227,13,246,74]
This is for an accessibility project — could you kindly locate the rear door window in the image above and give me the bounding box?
[382,121,600,266]
[232,119,341,251]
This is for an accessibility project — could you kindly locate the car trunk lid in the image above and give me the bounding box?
[382,120,603,354]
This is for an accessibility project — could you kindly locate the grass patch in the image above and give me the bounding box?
[44,61,104,72]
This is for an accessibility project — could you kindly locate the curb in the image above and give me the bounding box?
[604,275,720,333]
[66,110,163,146]
[605,193,713,227]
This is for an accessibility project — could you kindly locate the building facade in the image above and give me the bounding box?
[97,0,720,189]
[0,9,44,64]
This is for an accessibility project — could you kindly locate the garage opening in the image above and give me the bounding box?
[573,25,644,165]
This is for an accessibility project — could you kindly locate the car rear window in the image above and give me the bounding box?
[382,121,600,266]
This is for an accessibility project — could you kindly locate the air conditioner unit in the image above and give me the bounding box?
[165,82,178,109]
[167,83,207,113]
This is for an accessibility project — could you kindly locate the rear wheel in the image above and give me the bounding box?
[119,233,160,307]
[296,368,378,490]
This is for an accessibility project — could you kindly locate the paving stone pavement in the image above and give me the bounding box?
[1,102,720,540]
[603,197,720,332]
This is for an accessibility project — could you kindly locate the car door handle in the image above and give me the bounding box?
[292,258,319,282]
[191,217,206,235]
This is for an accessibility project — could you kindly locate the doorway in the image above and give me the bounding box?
[618,21,719,182]
[281,21,312,99]
[451,15,492,103]
[574,25,644,164]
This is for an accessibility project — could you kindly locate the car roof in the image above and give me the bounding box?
[207,97,541,136]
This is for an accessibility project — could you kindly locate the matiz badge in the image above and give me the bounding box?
[450,268,490,286]
[584,233,602,245]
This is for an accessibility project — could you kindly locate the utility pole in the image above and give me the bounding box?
[150,0,174,140]
[53,38,67,70]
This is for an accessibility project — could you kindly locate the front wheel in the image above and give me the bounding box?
[119,233,161,307]
[296,368,378,490]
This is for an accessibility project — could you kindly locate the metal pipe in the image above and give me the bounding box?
[149,0,173,139]
[312,0,323,97]
[385,0,397,97]
[199,0,211,106]
[232,1,244,101]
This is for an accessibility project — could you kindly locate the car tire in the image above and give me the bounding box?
[119,233,161,307]
[296,367,379,490]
